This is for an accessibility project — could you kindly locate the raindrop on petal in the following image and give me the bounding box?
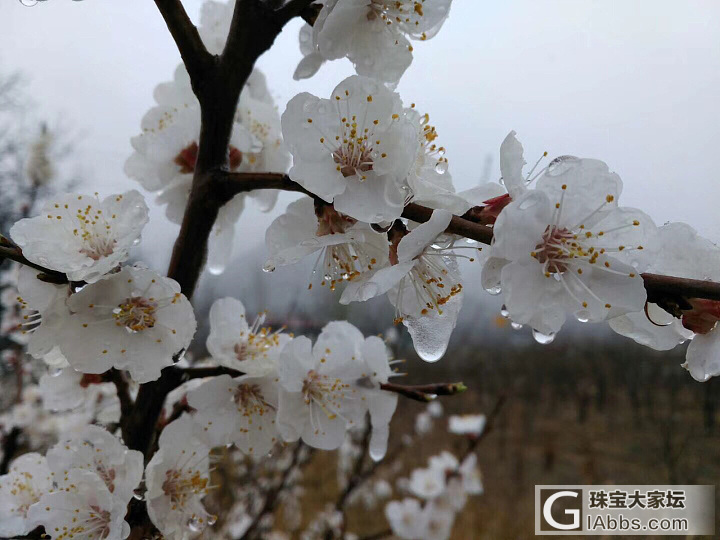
[510,321,523,330]
[484,285,502,296]
[500,305,510,318]
[575,310,591,323]
[532,328,556,345]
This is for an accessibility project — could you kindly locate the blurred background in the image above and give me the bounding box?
[2,0,720,537]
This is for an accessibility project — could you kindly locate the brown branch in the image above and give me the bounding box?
[0,244,68,284]
[0,426,22,474]
[153,0,214,85]
[379,381,467,402]
[183,365,244,379]
[275,0,319,25]
[460,395,506,461]
[108,369,133,440]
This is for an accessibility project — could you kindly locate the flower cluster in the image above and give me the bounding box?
[386,449,483,540]
[0,426,142,539]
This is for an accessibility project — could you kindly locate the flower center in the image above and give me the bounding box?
[532,225,577,274]
[332,138,374,179]
[233,383,275,416]
[174,142,243,174]
[301,369,351,420]
[315,202,356,236]
[113,297,157,332]
[162,467,208,508]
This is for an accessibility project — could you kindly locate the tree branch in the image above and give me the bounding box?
[153,0,214,85]
[380,381,466,402]
[0,244,69,284]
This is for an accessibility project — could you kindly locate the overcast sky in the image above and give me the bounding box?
[2,0,720,273]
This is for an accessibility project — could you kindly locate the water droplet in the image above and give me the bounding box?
[434,161,448,175]
[500,305,510,318]
[546,155,579,177]
[510,321,523,330]
[132,236,142,246]
[369,445,386,462]
[532,328,555,344]
[208,262,226,276]
[262,262,275,273]
[575,310,591,323]
[207,515,218,526]
[186,516,205,533]
[132,490,145,501]
[19,0,39,6]
[484,285,502,295]
[49,366,63,377]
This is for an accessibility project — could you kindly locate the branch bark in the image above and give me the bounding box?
[153,0,214,85]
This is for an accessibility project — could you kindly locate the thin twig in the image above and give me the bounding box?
[460,395,506,461]
[380,381,467,402]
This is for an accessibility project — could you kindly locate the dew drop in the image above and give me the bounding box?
[19,0,39,6]
[186,516,205,533]
[484,284,502,296]
[510,321,523,330]
[575,310,591,323]
[132,236,142,246]
[546,155,579,177]
[207,262,226,276]
[262,262,275,273]
[132,489,145,501]
[369,445,386,462]
[532,328,556,344]
[500,305,510,318]
[49,366,63,377]
[207,515,218,526]
[434,161,448,175]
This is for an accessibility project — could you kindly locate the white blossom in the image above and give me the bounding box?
[39,368,86,411]
[312,0,453,84]
[447,414,486,436]
[146,414,215,539]
[125,63,284,273]
[206,296,290,375]
[276,322,369,450]
[28,469,130,540]
[0,453,52,537]
[52,265,196,383]
[10,191,149,283]
[188,373,280,455]
[341,210,465,361]
[385,498,428,539]
[282,75,418,222]
[356,335,398,461]
[15,265,70,366]
[482,155,657,337]
[46,425,143,505]
[609,222,716,356]
[264,197,389,291]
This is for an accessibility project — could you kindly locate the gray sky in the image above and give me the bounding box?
[2,0,720,273]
